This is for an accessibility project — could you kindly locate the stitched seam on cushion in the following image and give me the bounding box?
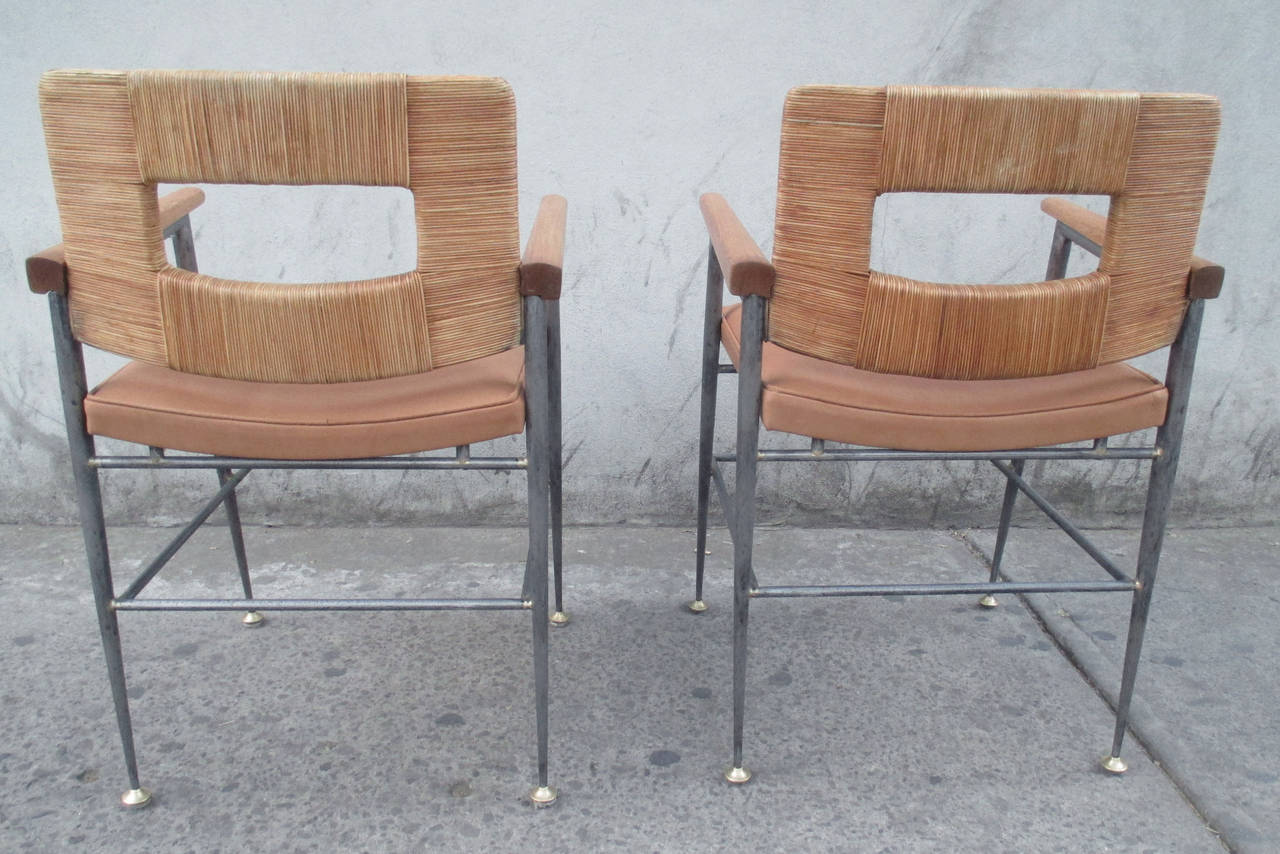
[87,389,522,429]
[764,387,1165,422]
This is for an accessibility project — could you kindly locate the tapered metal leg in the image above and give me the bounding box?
[1105,300,1203,773]
[547,302,568,628]
[524,296,556,805]
[49,293,150,807]
[217,468,263,628]
[981,458,1025,608]
[727,296,764,784]
[693,247,724,614]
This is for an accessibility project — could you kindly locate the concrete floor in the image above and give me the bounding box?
[1,522,1275,852]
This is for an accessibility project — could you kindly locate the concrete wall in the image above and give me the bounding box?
[1,0,1276,527]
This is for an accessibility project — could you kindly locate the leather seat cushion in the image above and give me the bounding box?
[84,346,526,460]
[721,304,1167,451]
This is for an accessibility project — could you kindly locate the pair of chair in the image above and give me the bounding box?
[30,71,1220,808]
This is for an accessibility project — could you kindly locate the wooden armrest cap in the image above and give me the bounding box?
[519,194,567,300]
[699,193,774,298]
[26,187,207,296]
[1041,197,1223,299]
[26,245,67,295]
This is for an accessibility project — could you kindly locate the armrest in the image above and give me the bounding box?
[519,194,567,300]
[26,186,207,295]
[1041,197,1224,299]
[699,193,774,298]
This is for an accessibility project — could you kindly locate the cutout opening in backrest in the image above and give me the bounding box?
[160,184,418,283]
[869,193,1107,285]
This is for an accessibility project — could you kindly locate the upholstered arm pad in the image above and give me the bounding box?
[1041,197,1224,299]
[699,193,775,298]
[519,194,567,300]
[26,187,207,295]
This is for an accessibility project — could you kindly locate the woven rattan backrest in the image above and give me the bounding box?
[39,69,520,383]
[770,85,1219,379]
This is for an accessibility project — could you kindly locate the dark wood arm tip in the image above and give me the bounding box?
[519,194,567,300]
[26,245,68,295]
[1041,196,1223,299]
[699,193,775,298]
[725,260,776,298]
[519,263,562,300]
[1187,258,1225,300]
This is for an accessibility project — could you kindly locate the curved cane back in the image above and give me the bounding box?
[39,69,520,383]
[770,85,1219,380]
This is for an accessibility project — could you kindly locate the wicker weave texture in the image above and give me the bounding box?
[880,87,1138,194]
[858,271,1109,380]
[770,86,884,366]
[408,78,521,369]
[160,269,431,383]
[38,70,521,383]
[129,71,411,187]
[768,84,1219,380]
[40,71,167,362]
[1099,93,1220,362]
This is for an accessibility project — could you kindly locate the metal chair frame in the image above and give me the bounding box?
[45,213,566,807]
[693,217,1208,783]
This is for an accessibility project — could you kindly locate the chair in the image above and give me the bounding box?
[691,85,1222,783]
[29,69,567,807]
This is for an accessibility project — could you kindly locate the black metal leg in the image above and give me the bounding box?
[981,458,1025,607]
[49,293,151,808]
[547,302,567,628]
[692,246,724,613]
[216,468,263,628]
[523,296,556,805]
[727,295,764,784]
[1104,299,1204,773]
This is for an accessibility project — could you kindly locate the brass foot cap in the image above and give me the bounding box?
[121,787,153,808]
[688,600,709,614]
[1100,755,1128,775]
[724,766,752,784]
[530,785,558,806]
[978,594,999,609]
[242,611,265,628]
[550,611,570,628]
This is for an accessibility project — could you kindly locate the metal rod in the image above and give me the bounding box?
[990,460,1129,582]
[989,459,1025,583]
[695,243,725,603]
[217,468,254,600]
[455,445,471,463]
[117,468,251,601]
[1058,221,1102,259]
[547,299,564,616]
[1046,223,1074,279]
[752,579,1135,598]
[717,363,737,374]
[169,215,198,272]
[731,294,765,772]
[50,292,145,792]
[523,295,553,790]
[1110,299,1205,759]
[724,447,1157,463]
[91,455,526,470]
[114,597,530,612]
[709,459,737,536]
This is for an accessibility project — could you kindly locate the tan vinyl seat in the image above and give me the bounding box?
[85,346,526,460]
[720,304,1168,452]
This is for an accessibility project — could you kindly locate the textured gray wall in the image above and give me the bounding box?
[1,1,1275,527]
